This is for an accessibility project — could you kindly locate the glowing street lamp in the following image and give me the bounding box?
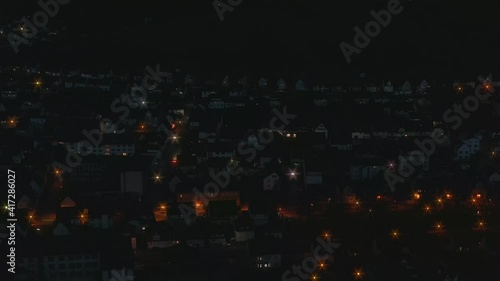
[391,229,399,239]
[354,269,363,279]
[153,172,162,183]
[170,135,179,143]
[476,220,486,230]
[387,161,395,170]
[435,222,443,232]
[288,169,298,180]
[424,205,431,213]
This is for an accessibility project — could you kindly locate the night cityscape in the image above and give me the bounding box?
[1,1,500,281]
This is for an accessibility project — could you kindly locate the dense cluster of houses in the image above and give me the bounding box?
[1,65,500,280]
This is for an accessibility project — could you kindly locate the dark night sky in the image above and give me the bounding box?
[1,0,500,81]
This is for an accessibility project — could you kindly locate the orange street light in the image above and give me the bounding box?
[435,222,443,232]
[354,269,363,279]
[391,229,399,239]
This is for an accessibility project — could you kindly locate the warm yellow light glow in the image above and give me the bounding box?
[414,193,420,199]
[154,173,162,182]
[354,269,363,279]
